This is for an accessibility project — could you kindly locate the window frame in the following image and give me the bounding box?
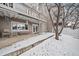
[1,3,13,8]
[11,21,29,32]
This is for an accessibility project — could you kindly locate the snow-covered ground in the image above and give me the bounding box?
[62,28,79,39]
[0,33,53,56]
[20,34,79,56]
[0,28,79,56]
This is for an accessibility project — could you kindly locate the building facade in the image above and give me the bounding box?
[0,3,51,37]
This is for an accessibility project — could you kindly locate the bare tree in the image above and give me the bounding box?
[46,3,64,40]
[72,6,79,29]
[66,3,79,29]
[46,3,78,40]
[55,3,61,40]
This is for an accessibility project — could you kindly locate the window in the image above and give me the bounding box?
[26,9,28,14]
[33,26,35,32]
[12,22,28,32]
[3,3,8,6]
[17,24,26,30]
[1,3,13,8]
[22,26,25,30]
[3,3,6,5]
[32,24,38,33]
[28,10,30,15]
[25,24,28,30]
[9,3,13,8]
[36,26,38,32]
[12,25,17,30]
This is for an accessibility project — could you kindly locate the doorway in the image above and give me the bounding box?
[32,24,38,33]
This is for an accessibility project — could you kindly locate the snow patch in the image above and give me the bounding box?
[20,34,79,56]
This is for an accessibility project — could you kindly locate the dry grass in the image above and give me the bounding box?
[0,34,38,49]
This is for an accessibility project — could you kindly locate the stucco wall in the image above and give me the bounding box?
[0,17,11,32]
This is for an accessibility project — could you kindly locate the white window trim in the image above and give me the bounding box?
[11,21,29,32]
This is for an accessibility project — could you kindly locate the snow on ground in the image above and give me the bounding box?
[20,34,79,56]
[0,33,53,56]
[62,28,79,39]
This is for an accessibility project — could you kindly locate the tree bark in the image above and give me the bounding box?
[58,18,64,35]
[55,3,61,40]
[73,17,78,29]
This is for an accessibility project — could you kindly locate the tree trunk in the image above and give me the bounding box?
[55,4,61,40]
[55,22,59,40]
[58,18,64,35]
[73,17,78,29]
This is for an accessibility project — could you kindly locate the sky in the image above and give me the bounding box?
[0,0,79,3]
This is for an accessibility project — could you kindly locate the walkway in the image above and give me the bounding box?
[62,28,79,39]
[0,32,53,56]
[20,34,79,56]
